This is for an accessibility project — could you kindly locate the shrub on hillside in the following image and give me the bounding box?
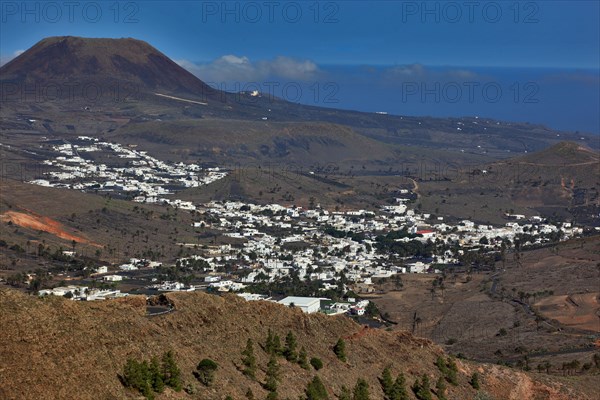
[333,338,347,362]
[121,351,182,399]
[310,357,324,370]
[195,358,218,386]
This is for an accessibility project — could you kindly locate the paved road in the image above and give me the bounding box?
[473,346,598,364]
[146,306,174,316]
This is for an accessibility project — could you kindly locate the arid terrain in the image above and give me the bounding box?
[536,293,599,332]
[2,37,599,227]
[1,36,599,400]
[1,288,598,400]
[369,236,600,374]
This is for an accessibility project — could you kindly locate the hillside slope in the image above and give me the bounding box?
[0,289,591,400]
[416,141,600,224]
[515,141,599,166]
[1,36,596,155]
[110,118,398,166]
[0,36,216,101]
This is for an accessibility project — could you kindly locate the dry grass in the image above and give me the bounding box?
[370,236,600,383]
[0,289,593,400]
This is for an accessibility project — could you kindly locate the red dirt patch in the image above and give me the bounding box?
[535,293,600,333]
[0,211,100,247]
[345,325,371,340]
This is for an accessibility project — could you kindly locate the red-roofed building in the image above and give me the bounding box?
[416,229,436,239]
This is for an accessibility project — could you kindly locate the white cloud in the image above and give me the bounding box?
[383,63,481,83]
[176,55,320,83]
[220,55,250,65]
[446,69,479,80]
[264,56,319,80]
[386,63,427,78]
[0,49,24,67]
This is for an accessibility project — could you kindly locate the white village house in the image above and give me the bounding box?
[277,296,321,314]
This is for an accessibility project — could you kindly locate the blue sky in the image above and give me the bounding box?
[1,1,599,133]
[1,1,598,68]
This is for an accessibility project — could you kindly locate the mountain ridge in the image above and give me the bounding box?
[0,36,218,101]
[515,141,599,166]
[0,288,591,400]
[1,35,597,155]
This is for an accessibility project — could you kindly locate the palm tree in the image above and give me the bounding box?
[415,317,422,333]
[412,312,422,334]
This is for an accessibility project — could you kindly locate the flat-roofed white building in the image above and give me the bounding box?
[237,293,271,302]
[278,296,321,314]
[96,266,108,274]
[103,274,123,282]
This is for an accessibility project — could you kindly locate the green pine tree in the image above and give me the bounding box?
[435,356,448,375]
[149,356,165,393]
[353,378,370,400]
[266,391,278,400]
[435,377,447,400]
[333,338,347,362]
[389,373,409,400]
[265,329,275,354]
[284,331,298,362]
[272,334,282,356]
[127,359,154,400]
[242,339,257,378]
[122,358,140,389]
[298,347,310,370]
[305,375,329,400]
[338,386,352,400]
[122,358,152,397]
[469,372,480,390]
[380,367,394,398]
[446,358,458,386]
[412,375,432,400]
[161,351,182,391]
[138,360,155,400]
[264,354,280,392]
